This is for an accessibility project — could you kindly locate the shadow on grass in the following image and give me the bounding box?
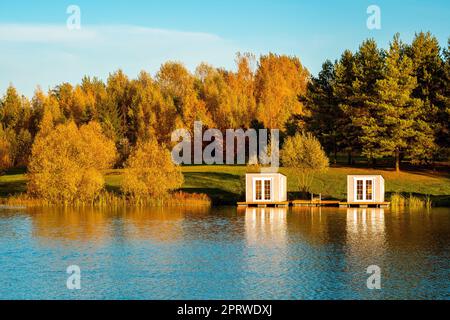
[181,187,241,205]
[104,171,244,205]
[2,167,27,175]
[183,171,241,183]
[0,167,27,198]
[105,184,122,195]
[0,181,27,197]
[183,171,243,205]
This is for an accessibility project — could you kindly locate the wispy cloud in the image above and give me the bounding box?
[0,24,98,43]
[0,24,223,44]
[0,24,239,97]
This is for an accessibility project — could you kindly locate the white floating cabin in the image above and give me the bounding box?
[347,175,385,203]
[245,173,287,206]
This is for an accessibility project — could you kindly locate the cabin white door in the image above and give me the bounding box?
[354,178,374,202]
[253,178,272,202]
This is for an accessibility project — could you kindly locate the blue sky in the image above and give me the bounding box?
[0,0,449,97]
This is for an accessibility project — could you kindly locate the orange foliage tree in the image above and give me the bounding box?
[255,54,309,130]
[121,140,184,200]
[27,121,117,203]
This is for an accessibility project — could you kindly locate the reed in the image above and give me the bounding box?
[424,195,432,209]
[1,191,211,208]
[390,192,432,208]
[390,193,406,207]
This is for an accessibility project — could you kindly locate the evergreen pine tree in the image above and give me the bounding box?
[373,34,435,171]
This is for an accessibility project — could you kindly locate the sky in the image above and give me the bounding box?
[0,0,449,97]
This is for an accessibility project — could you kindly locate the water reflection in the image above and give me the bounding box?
[344,208,387,291]
[28,206,210,244]
[346,208,386,250]
[243,207,288,246]
[289,207,340,245]
[0,205,448,299]
[346,208,385,234]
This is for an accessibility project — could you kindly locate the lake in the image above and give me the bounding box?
[0,206,448,300]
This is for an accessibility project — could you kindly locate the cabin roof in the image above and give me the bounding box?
[347,174,384,178]
[246,172,286,177]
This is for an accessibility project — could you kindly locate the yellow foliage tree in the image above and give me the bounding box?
[27,121,117,203]
[157,62,214,129]
[121,140,184,200]
[281,132,329,194]
[255,53,309,130]
[0,126,12,172]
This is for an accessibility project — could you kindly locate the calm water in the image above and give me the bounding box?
[0,205,448,300]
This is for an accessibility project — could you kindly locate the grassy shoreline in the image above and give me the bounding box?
[1,165,449,207]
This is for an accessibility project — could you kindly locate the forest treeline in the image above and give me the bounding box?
[0,32,448,173]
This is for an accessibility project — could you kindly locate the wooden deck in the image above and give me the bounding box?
[237,201,290,208]
[237,200,390,208]
[291,200,340,207]
[339,202,390,208]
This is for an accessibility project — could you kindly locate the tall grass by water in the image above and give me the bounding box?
[390,193,432,209]
[1,191,211,208]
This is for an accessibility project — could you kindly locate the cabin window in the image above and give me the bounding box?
[366,180,373,200]
[255,180,262,200]
[354,178,375,201]
[356,180,364,200]
[264,180,271,200]
[253,178,272,201]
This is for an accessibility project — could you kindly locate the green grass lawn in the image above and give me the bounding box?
[178,165,450,205]
[1,165,450,206]
[0,168,28,198]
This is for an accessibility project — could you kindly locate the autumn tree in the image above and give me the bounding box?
[281,132,329,194]
[157,62,213,129]
[106,70,131,137]
[228,53,257,128]
[0,85,22,130]
[51,82,90,124]
[27,121,117,203]
[128,71,177,144]
[80,76,110,126]
[1,40,448,172]
[121,140,183,200]
[255,53,309,131]
[0,125,12,172]
[196,63,234,129]
[197,53,258,129]
[0,85,34,166]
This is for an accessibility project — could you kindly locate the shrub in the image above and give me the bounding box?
[281,132,329,194]
[121,140,183,200]
[77,168,105,203]
[27,121,117,203]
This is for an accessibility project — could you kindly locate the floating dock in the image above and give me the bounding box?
[291,200,340,207]
[237,201,390,208]
[338,202,390,208]
[237,201,290,208]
